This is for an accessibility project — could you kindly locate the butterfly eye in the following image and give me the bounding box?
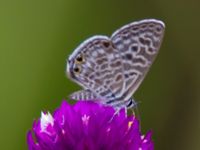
[75,54,85,64]
[73,66,81,74]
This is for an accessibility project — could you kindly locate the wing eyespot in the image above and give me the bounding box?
[75,54,85,64]
[73,66,81,74]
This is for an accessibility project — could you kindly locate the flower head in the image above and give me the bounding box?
[27,100,153,150]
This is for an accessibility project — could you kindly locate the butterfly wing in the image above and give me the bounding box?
[70,89,98,100]
[68,36,126,104]
[68,19,165,107]
[111,19,165,101]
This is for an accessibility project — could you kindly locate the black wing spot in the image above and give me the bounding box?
[132,26,139,31]
[148,47,154,53]
[131,45,138,52]
[124,74,129,78]
[139,37,151,46]
[76,56,83,62]
[125,53,132,60]
[141,24,147,29]
[139,37,145,45]
[74,67,80,73]
[149,24,154,28]
[156,26,162,32]
[102,41,110,48]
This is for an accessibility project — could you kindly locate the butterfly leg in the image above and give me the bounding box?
[108,106,127,123]
[127,98,141,130]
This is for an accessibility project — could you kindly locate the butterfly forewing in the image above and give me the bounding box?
[111,19,165,101]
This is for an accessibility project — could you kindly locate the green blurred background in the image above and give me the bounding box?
[0,0,199,149]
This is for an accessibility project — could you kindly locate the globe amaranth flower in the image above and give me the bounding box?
[27,100,154,150]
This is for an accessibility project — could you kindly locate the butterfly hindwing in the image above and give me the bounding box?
[67,36,126,104]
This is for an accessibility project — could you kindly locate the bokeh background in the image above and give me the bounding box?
[0,0,199,149]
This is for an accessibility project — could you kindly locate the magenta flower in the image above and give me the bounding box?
[27,100,153,150]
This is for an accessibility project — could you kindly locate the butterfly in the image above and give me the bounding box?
[66,19,165,109]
